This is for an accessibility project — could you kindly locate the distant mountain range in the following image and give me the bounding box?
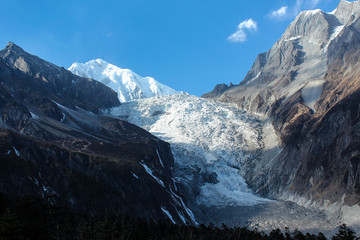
[69,59,179,102]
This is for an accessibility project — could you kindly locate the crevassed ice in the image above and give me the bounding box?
[110,94,269,207]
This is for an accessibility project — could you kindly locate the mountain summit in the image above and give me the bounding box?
[203,0,360,225]
[69,59,179,102]
[204,0,360,113]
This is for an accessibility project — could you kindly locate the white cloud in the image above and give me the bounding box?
[270,6,288,19]
[228,19,258,43]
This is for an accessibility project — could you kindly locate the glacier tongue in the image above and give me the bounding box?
[68,59,179,102]
[109,94,269,207]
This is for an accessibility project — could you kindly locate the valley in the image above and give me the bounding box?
[0,0,360,238]
[107,94,343,235]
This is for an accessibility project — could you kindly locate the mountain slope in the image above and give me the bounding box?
[0,42,195,224]
[69,59,179,102]
[204,0,360,113]
[0,43,120,113]
[203,0,360,224]
[109,94,345,233]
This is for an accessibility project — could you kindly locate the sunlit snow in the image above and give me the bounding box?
[69,59,179,102]
[323,25,344,52]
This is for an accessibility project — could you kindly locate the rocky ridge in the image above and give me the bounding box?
[203,0,360,225]
[0,42,195,224]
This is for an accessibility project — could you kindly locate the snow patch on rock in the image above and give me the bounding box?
[169,187,198,224]
[156,149,165,168]
[139,161,165,188]
[161,207,176,224]
[131,172,139,179]
[284,36,302,42]
[13,147,21,157]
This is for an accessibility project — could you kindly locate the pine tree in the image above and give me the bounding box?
[293,229,306,240]
[269,228,285,240]
[316,232,327,240]
[332,224,359,240]
[284,227,292,240]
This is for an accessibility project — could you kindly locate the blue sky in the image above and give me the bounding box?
[1,0,342,96]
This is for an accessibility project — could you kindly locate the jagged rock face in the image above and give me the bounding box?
[285,14,360,205]
[0,42,195,224]
[204,0,360,208]
[205,1,360,114]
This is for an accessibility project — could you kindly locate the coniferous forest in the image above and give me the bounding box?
[0,193,358,240]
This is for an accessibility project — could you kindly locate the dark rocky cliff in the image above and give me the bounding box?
[0,42,195,224]
[0,42,120,113]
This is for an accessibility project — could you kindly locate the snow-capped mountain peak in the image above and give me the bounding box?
[69,59,179,102]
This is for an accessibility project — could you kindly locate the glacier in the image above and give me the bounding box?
[106,94,338,233]
[68,59,179,102]
[109,94,269,208]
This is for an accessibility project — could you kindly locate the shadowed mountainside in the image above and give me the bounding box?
[0,42,195,224]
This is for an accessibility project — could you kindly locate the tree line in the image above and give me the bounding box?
[0,193,358,240]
